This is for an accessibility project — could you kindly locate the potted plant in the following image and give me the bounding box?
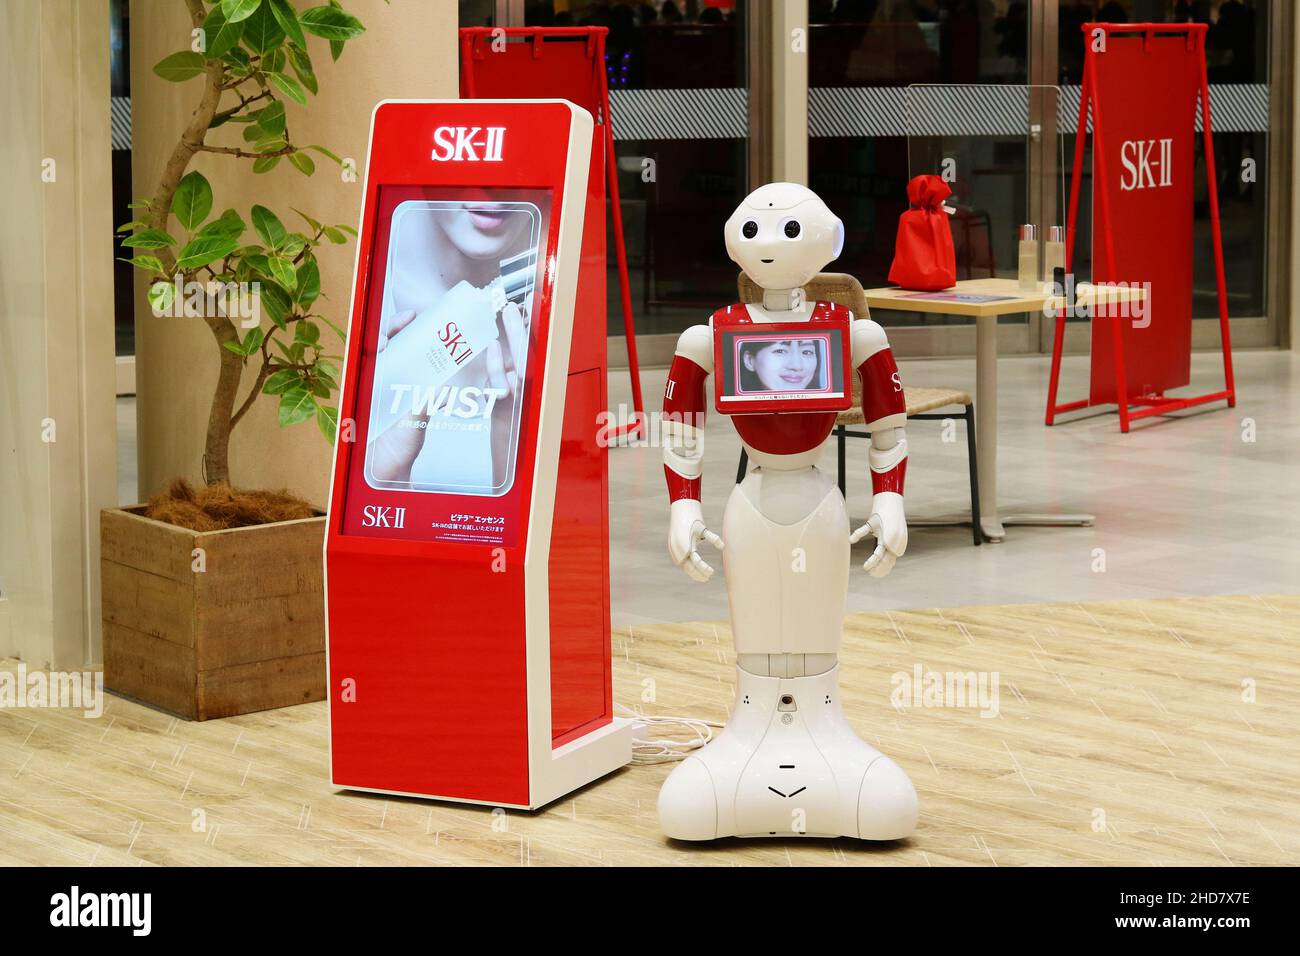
[102,0,367,720]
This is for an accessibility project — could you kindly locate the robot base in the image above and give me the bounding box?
[658,665,917,841]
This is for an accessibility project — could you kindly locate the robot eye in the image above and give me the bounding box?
[740,220,759,240]
[780,218,802,240]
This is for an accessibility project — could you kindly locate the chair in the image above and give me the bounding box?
[733,272,981,546]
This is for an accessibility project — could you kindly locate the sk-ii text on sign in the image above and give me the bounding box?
[1120,138,1173,191]
[430,126,505,162]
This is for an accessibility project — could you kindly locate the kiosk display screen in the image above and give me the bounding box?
[340,185,552,546]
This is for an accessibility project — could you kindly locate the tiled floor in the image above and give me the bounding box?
[118,349,1300,626]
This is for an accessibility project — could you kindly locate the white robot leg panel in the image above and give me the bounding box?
[722,468,849,656]
[658,665,918,840]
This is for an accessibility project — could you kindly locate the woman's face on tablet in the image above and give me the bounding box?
[746,338,818,391]
[435,203,530,260]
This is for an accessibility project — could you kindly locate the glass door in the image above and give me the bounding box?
[807,0,1039,356]
[466,0,754,356]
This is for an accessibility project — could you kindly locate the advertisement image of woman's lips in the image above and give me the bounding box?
[465,205,513,232]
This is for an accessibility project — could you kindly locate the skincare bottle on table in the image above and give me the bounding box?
[1017,224,1039,293]
[1043,226,1065,293]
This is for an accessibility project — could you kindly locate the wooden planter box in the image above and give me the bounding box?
[101,507,327,720]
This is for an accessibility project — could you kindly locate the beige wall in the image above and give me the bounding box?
[0,0,117,669]
[131,0,457,505]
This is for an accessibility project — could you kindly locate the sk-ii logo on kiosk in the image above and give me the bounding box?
[430,126,506,162]
[362,505,406,529]
[1120,138,1173,191]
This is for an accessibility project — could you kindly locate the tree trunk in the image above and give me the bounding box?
[203,317,243,486]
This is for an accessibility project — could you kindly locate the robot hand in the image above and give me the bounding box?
[668,499,724,583]
[849,492,907,578]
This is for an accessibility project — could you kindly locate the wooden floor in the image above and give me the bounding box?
[2,594,1297,866]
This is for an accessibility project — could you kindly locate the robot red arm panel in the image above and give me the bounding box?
[662,325,711,503]
[854,319,908,496]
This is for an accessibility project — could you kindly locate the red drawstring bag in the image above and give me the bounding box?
[888,175,956,291]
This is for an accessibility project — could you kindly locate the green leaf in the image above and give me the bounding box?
[147,281,176,314]
[288,151,315,176]
[321,225,346,244]
[268,0,307,48]
[251,205,287,249]
[253,100,286,135]
[123,254,167,274]
[220,0,262,24]
[267,254,297,290]
[122,228,177,249]
[153,51,206,82]
[278,386,317,426]
[222,339,246,356]
[301,5,365,41]
[287,44,318,95]
[195,208,246,241]
[257,280,293,328]
[262,46,287,74]
[336,223,357,236]
[242,326,265,354]
[222,46,253,71]
[176,234,239,270]
[329,38,344,61]
[127,200,152,210]
[252,155,281,173]
[267,71,306,105]
[304,143,343,165]
[295,320,321,346]
[172,170,213,232]
[316,404,339,442]
[319,316,347,340]
[293,208,323,234]
[202,5,246,59]
[241,0,285,53]
[281,234,308,257]
[295,259,321,307]
[263,368,301,395]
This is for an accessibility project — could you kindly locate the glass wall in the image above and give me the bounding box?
[465,0,752,337]
[807,2,1034,334]
[459,0,1284,351]
[1059,0,1271,326]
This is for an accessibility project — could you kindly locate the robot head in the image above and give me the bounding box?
[724,183,844,291]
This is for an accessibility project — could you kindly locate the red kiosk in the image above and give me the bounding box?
[324,99,631,809]
[460,26,645,438]
[1046,22,1236,432]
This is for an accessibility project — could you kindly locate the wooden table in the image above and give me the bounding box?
[863,278,1145,542]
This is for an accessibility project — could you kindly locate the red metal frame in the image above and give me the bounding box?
[460,27,645,440]
[1045,22,1235,433]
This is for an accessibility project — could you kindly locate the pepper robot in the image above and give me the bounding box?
[658,183,919,841]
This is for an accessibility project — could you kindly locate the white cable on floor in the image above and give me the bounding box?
[615,704,725,765]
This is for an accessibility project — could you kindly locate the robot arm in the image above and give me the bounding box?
[848,318,908,578]
[662,324,723,582]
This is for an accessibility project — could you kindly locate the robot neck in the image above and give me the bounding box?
[761,287,803,312]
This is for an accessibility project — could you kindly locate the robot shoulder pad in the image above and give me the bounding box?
[675,323,714,373]
[852,317,892,364]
